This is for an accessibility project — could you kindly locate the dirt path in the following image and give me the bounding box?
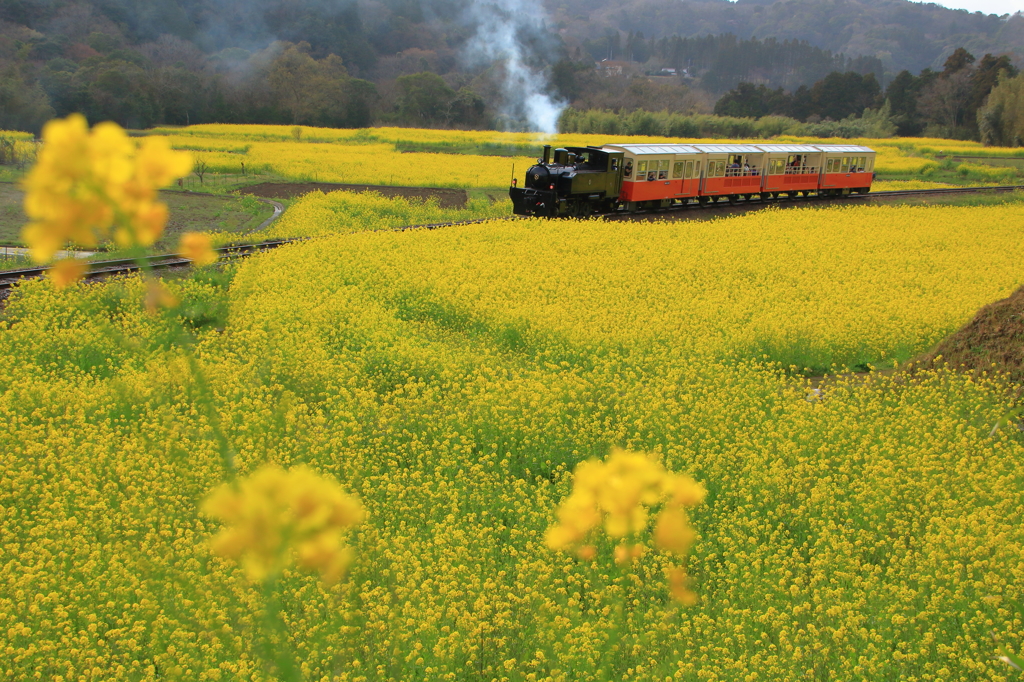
[242,182,468,209]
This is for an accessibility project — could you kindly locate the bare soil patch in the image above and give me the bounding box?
[912,284,1024,385]
[242,182,468,209]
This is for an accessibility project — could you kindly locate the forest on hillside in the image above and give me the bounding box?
[0,0,1022,139]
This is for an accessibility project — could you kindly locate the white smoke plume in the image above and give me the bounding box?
[462,0,566,133]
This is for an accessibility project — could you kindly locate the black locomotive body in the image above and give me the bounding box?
[509,145,625,218]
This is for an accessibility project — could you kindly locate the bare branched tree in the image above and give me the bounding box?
[918,70,974,133]
[194,155,209,185]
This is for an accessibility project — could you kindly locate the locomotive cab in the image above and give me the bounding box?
[511,145,625,217]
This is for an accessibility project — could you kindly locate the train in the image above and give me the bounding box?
[509,142,876,217]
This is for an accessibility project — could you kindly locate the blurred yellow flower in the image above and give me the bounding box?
[178,232,218,266]
[546,447,705,601]
[46,258,87,289]
[202,464,364,585]
[144,279,179,313]
[20,114,192,282]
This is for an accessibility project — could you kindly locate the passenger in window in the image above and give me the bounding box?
[648,171,656,181]
[624,160,632,178]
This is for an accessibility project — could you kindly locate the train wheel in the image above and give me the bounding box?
[772,192,781,200]
[727,195,739,205]
[697,197,709,207]
[856,187,869,195]
[787,192,797,199]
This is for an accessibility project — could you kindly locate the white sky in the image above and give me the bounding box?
[908,0,1020,15]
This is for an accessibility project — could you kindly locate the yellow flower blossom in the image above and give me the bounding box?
[46,258,87,289]
[144,279,179,313]
[203,464,364,585]
[20,114,192,273]
[546,447,705,600]
[178,232,218,266]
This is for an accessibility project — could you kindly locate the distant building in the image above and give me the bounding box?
[596,60,637,77]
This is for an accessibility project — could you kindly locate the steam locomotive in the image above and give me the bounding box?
[509,142,876,217]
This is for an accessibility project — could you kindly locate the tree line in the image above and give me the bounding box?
[710,48,1018,141]
[0,0,1021,144]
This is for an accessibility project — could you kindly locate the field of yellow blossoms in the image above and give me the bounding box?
[142,124,1023,187]
[4,145,1024,682]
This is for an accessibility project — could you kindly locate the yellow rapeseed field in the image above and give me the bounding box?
[3,182,1024,681]
[145,124,1023,187]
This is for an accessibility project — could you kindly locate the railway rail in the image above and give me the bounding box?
[0,184,1021,293]
[406,184,1024,229]
[597,183,1024,221]
[0,239,298,292]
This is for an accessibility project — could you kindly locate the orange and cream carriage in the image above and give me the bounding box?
[816,144,875,195]
[602,144,703,210]
[756,144,823,198]
[692,144,765,203]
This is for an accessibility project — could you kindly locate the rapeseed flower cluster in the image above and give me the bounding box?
[19,115,203,287]
[203,464,364,585]
[552,448,704,598]
[546,448,705,602]
[22,115,192,260]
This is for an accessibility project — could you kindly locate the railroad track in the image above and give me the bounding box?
[0,239,298,291]
[598,183,1024,221]
[397,184,1024,230]
[1,184,1021,292]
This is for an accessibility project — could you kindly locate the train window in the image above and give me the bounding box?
[637,160,648,174]
[611,158,620,172]
[841,157,850,172]
[673,162,684,179]
[659,160,669,179]
[685,160,694,178]
[826,159,834,172]
[867,157,874,172]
